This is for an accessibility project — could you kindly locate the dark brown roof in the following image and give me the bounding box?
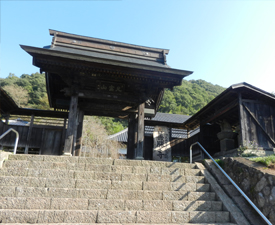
[0,87,18,115]
[48,29,171,68]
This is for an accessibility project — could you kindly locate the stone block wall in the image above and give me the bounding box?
[222,157,275,224]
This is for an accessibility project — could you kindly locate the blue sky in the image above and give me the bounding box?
[1,0,275,92]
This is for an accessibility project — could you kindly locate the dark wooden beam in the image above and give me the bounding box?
[60,118,67,154]
[144,120,184,129]
[75,110,84,156]
[136,103,145,159]
[84,109,130,117]
[63,95,78,156]
[243,103,275,147]
[238,93,246,146]
[24,114,34,154]
[201,99,238,126]
[62,88,149,105]
[78,102,135,112]
[78,92,149,104]
[8,108,68,119]
[127,113,137,159]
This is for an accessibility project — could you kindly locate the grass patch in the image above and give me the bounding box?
[241,153,258,157]
[214,159,224,168]
[250,154,275,167]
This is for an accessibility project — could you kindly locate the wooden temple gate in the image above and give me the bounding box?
[21,29,192,158]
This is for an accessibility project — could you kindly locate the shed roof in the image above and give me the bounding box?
[0,87,18,115]
[145,112,191,128]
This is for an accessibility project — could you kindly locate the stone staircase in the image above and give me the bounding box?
[0,154,246,224]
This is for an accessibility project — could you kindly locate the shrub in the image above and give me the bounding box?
[81,116,122,159]
[250,154,275,167]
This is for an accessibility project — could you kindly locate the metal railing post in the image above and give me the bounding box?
[0,128,19,154]
[190,141,272,225]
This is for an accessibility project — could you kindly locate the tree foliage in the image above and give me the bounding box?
[0,72,49,109]
[97,116,126,135]
[82,116,121,158]
[3,84,29,107]
[159,79,225,115]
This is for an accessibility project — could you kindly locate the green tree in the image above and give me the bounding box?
[3,84,29,107]
[159,79,225,115]
[1,72,49,109]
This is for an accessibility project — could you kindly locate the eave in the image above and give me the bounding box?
[20,45,193,82]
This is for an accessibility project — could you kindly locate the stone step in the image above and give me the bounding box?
[0,224,238,225]
[0,209,231,223]
[1,164,201,177]
[0,182,210,199]
[0,186,216,200]
[0,174,205,189]
[7,155,197,169]
[0,155,241,224]
[3,160,200,176]
[0,197,223,211]
[3,174,208,192]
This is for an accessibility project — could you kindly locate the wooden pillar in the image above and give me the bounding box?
[5,114,10,124]
[25,114,34,154]
[63,95,78,156]
[136,103,145,160]
[60,118,67,155]
[169,127,172,140]
[127,113,137,159]
[72,109,79,156]
[238,92,245,146]
[75,110,84,156]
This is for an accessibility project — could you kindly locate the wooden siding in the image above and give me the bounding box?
[242,100,275,149]
[0,120,65,154]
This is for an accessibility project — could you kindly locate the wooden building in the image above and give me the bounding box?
[21,29,193,158]
[0,87,68,154]
[181,82,275,157]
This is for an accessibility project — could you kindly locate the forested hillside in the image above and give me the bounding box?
[0,73,49,109]
[159,79,225,115]
[0,73,225,133]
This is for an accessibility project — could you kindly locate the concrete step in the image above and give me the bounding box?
[0,224,237,225]
[7,154,198,169]
[0,209,231,223]
[0,197,223,211]
[0,165,201,178]
[0,186,216,200]
[0,175,206,189]
[0,182,210,198]
[0,155,243,224]
[3,160,200,175]
[0,224,238,225]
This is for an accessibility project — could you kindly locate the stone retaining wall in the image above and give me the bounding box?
[222,157,275,224]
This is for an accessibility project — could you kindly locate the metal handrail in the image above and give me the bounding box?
[0,128,19,154]
[190,141,272,225]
